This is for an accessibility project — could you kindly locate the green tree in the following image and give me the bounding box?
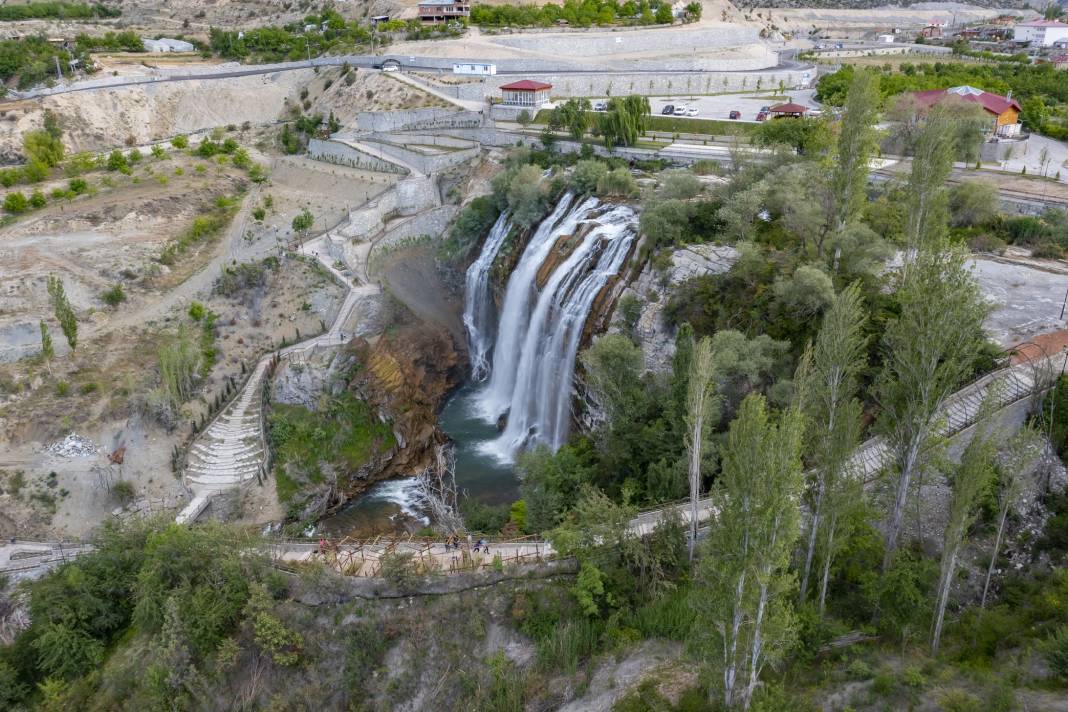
[831,69,880,233]
[773,265,835,319]
[23,128,64,168]
[931,395,998,653]
[752,118,833,156]
[291,207,314,241]
[32,623,104,680]
[518,443,597,533]
[506,164,548,228]
[692,395,804,709]
[876,244,986,568]
[685,335,717,561]
[982,428,1042,607]
[580,333,646,430]
[948,180,997,228]
[46,275,77,351]
[795,282,867,614]
[39,319,54,373]
[655,2,673,23]
[598,95,650,148]
[903,107,957,252]
[552,98,591,141]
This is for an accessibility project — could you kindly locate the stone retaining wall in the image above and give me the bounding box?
[307,138,408,174]
[362,137,480,175]
[355,108,484,134]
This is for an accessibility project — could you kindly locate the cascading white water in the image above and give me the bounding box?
[462,211,512,381]
[475,192,585,420]
[477,201,637,462]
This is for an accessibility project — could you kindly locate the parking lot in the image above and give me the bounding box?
[590,89,822,123]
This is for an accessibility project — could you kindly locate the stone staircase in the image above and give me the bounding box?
[176,359,269,523]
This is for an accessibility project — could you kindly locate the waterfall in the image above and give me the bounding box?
[462,212,512,382]
[475,192,584,421]
[470,196,637,463]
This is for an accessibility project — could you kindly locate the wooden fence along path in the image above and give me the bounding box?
[5,348,1061,581]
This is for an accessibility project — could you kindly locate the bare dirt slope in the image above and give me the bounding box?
[0,68,315,159]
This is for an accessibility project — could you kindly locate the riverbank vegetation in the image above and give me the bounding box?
[269,391,396,517]
[444,67,1068,708]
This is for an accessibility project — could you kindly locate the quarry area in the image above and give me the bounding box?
[2,0,1068,709]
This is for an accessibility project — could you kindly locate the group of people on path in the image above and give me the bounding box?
[444,533,491,555]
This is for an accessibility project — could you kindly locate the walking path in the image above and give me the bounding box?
[175,232,380,523]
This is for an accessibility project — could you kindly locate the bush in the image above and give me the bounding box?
[1042,624,1068,682]
[846,658,873,680]
[29,190,46,208]
[658,170,702,200]
[106,150,130,174]
[68,178,88,194]
[112,480,136,506]
[3,191,28,213]
[438,195,501,265]
[570,159,608,195]
[100,284,126,307]
[597,167,638,198]
[170,135,188,150]
[188,301,206,321]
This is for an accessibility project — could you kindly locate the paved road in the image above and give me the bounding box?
[10,53,814,101]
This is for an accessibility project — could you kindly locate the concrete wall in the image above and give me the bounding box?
[369,205,459,260]
[331,176,442,245]
[419,68,812,103]
[307,138,408,174]
[362,137,479,175]
[355,108,484,133]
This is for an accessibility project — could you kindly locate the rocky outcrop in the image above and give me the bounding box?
[613,243,739,373]
[351,316,468,480]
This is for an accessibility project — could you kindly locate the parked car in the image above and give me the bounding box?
[593,102,607,111]
[673,105,687,116]
[662,104,675,115]
[728,110,741,119]
[685,107,699,116]
[756,111,768,121]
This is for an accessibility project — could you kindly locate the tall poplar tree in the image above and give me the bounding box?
[982,427,1043,607]
[903,107,957,253]
[46,275,77,352]
[796,283,867,611]
[685,336,717,562]
[931,394,999,653]
[830,69,880,235]
[876,245,986,569]
[692,395,804,710]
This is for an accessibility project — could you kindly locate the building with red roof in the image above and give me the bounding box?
[767,102,809,118]
[1014,19,1068,46]
[909,85,1022,137]
[499,80,553,108]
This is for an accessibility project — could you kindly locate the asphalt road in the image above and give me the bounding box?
[11,52,814,101]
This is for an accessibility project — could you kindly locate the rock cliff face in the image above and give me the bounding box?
[613,243,740,374]
[351,315,468,480]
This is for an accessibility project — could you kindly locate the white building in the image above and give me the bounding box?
[1013,19,1068,46]
[453,63,496,76]
[142,37,195,52]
